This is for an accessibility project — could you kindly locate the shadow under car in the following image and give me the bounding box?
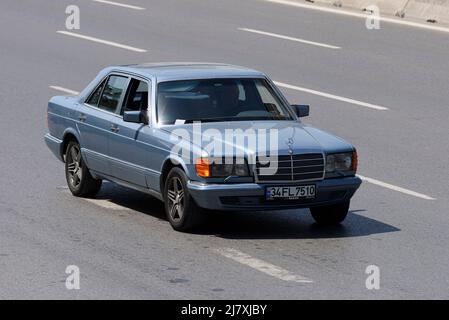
[92,182,400,240]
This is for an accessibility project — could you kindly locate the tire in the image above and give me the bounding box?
[164,167,205,232]
[65,141,102,198]
[310,201,350,225]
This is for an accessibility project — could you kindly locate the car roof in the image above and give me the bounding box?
[111,62,266,82]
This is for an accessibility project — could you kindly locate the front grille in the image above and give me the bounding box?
[255,153,325,182]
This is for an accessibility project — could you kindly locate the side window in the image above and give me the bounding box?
[86,78,107,107]
[122,79,149,113]
[98,75,128,113]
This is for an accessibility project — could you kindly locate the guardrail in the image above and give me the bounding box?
[311,0,449,25]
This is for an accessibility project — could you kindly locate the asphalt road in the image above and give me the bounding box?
[1,0,449,299]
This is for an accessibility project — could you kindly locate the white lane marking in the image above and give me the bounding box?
[358,175,436,200]
[274,81,389,111]
[49,86,80,95]
[262,0,449,34]
[239,27,341,49]
[93,0,145,10]
[60,186,131,211]
[60,187,130,210]
[215,248,313,283]
[84,198,130,210]
[56,31,147,53]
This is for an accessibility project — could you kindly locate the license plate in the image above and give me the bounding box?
[266,185,316,200]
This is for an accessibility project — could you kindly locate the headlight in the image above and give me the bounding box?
[325,151,357,177]
[195,157,249,178]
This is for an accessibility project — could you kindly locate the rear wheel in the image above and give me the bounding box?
[310,201,350,225]
[65,141,102,197]
[164,167,205,232]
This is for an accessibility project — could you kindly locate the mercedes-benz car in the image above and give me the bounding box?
[45,63,362,231]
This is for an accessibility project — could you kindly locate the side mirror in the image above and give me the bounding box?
[123,110,148,124]
[291,104,310,118]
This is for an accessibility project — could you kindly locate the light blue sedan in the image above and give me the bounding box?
[45,63,361,231]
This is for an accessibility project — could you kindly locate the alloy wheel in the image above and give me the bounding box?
[167,177,185,222]
[67,145,82,188]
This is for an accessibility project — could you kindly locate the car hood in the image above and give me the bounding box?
[160,121,354,157]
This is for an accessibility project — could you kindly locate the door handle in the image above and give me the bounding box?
[78,113,87,122]
[110,124,119,133]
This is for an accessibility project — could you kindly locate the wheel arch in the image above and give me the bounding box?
[61,129,80,161]
[159,156,189,194]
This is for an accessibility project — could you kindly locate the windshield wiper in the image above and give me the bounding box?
[182,116,289,123]
[183,117,236,123]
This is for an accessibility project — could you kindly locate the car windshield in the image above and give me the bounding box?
[157,78,294,124]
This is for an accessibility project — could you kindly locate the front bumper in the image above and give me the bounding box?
[187,176,362,211]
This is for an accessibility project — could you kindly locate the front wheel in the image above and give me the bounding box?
[310,201,350,225]
[65,141,102,198]
[164,167,205,232]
